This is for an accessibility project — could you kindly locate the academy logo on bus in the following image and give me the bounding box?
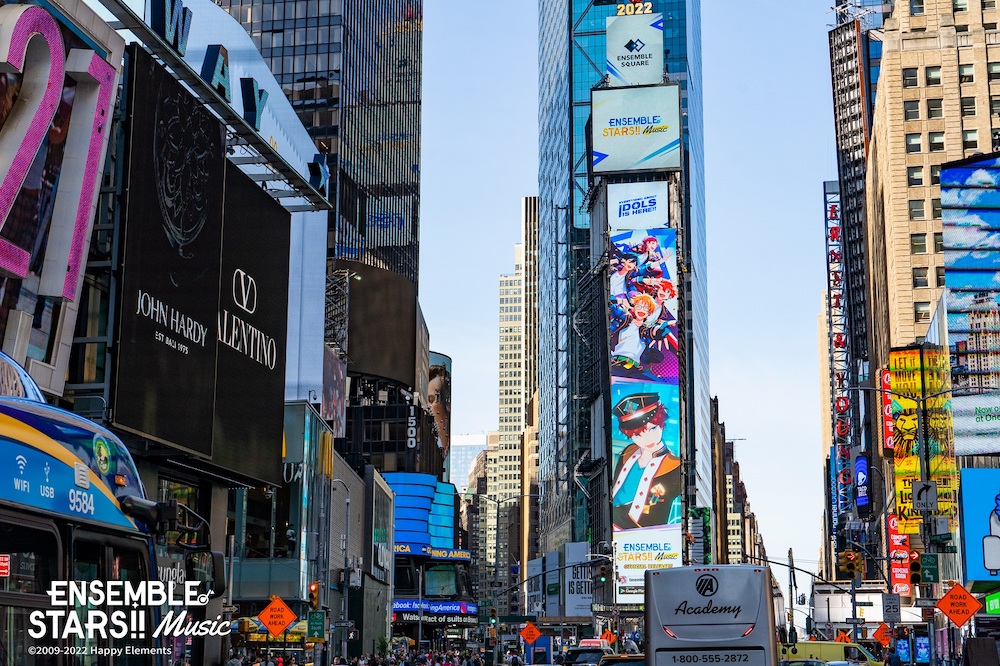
[673,599,742,619]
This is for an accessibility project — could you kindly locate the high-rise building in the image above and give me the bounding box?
[451,433,489,494]
[537,0,707,556]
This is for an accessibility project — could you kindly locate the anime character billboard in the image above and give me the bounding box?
[608,227,678,383]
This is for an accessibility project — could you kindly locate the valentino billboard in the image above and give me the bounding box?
[114,47,289,480]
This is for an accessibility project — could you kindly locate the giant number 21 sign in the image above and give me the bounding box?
[0,4,117,300]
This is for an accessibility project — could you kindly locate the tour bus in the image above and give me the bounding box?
[0,353,224,665]
[646,565,778,666]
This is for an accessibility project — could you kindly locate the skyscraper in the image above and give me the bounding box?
[537,0,707,555]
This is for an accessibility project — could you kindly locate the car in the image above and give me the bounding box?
[563,646,615,666]
[599,653,645,666]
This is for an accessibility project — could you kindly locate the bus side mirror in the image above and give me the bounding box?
[185,549,226,598]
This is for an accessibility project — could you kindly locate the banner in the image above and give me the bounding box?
[607,182,670,230]
[887,514,911,596]
[591,85,680,174]
[606,13,664,87]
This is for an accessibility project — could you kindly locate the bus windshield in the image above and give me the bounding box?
[645,565,778,666]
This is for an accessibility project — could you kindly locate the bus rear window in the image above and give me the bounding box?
[0,522,57,595]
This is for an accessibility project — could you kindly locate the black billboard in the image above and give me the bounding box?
[113,48,291,484]
[211,167,289,481]
[114,45,224,456]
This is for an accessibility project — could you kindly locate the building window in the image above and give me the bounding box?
[903,68,919,87]
[906,133,922,153]
[935,232,944,252]
[913,267,929,288]
[915,302,931,322]
[937,266,946,286]
[961,96,977,116]
[909,200,926,220]
[911,233,928,254]
[988,23,999,30]
[932,198,942,219]
[957,24,970,32]
[927,98,944,118]
[926,66,942,86]
[908,166,925,186]
[986,0,998,8]
[964,129,979,149]
[912,0,926,11]
[990,63,1000,81]
[931,164,942,184]
[929,132,945,152]
[905,100,921,120]
[955,0,970,10]
[960,64,975,83]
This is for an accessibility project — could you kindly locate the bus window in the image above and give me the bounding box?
[0,518,62,666]
[71,540,104,660]
[112,546,155,666]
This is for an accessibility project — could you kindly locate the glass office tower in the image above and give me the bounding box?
[222,0,422,284]
[537,0,707,553]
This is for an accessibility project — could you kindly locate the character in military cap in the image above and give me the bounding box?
[610,391,681,530]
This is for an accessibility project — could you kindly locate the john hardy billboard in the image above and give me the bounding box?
[942,155,1000,454]
[608,224,681,604]
[888,347,958,535]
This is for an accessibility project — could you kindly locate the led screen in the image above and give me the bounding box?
[591,85,680,174]
[606,13,664,87]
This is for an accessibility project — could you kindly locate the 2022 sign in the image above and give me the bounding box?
[0,4,116,300]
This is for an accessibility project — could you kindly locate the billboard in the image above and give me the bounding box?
[429,351,452,466]
[606,13,664,87]
[321,346,348,437]
[888,347,958,535]
[959,468,1000,582]
[942,156,1000,454]
[608,218,681,604]
[564,542,594,617]
[114,45,226,455]
[591,85,680,174]
[887,514,911,595]
[607,182,670,230]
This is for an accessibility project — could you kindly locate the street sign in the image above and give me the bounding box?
[845,617,866,624]
[873,623,892,648]
[882,593,901,623]
[348,628,360,641]
[489,582,503,588]
[520,622,541,645]
[987,591,1000,615]
[222,604,239,614]
[920,553,940,583]
[915,598,939,607]
[334,620,355,628]
[257,596,298,638]
[912,481,938,512]
[835,631,852,643]
[307,611,326,643]
[940,545,958,554]
[937,583,982,627]
[856,601,874,607]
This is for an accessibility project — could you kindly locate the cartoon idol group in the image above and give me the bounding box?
[608,228,679,382]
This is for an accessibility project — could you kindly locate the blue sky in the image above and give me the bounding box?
[419,2,835,587]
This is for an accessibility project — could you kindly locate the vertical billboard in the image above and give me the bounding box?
[114,46,225,455]
[429,352,452,466]
[824,182,853,528]
[606,13,664,87]
[942,156,1000,454]
[564,542,594,617]
[959,467,1000,582]
[607,182,670,230]
[888,347,958,535]
[321,346,348,437]
[608,221,682,604]
[591,85,681,174]
[887,514,911,595]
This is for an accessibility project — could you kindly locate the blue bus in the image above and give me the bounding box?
[0,353,224,664]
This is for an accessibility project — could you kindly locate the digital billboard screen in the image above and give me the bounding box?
[958,468,1000,582]
[591,85,680,174]
[114,45,225,455]
[210,166,289,480]
[607,182,670,230]
[429,352,452,465]
[942,156,1000,455]
[606,13,664,87]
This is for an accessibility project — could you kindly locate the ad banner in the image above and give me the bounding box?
[592,85,680,174]
[606,13,664,87]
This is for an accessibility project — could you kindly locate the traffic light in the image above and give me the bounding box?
[844,550,858,576]
[836,550,850,575]
[909,558,922,585]
[308,580,320,610]
[490,608,497,625]
[599,565,608,583]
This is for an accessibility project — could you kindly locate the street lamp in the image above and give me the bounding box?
[332,478,351,660]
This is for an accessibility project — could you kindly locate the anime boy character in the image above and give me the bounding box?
[610,293,661,371]
[611,392,682,530]
[609,250,639,303]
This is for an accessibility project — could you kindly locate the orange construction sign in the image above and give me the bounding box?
[258,596,298,637]
[520,622,541,645]
[601,629,617,644]
[873,623,891,648]
[835,631,852,644]
[937,583,982,628]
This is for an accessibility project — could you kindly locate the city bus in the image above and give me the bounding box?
[0,353,224,665]
[646,565,778,666]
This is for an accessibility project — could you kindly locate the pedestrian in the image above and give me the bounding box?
[888,648,903,666]
[227,652,243,666]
